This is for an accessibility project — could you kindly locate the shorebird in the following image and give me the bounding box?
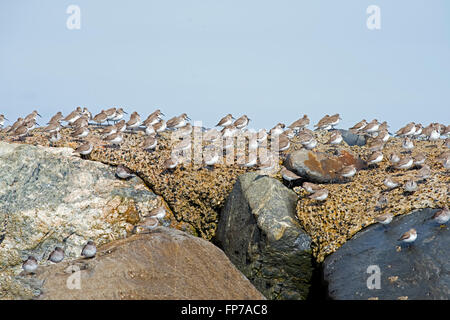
[116,165,134,179]
[104,107,117,124]
[374,212,393,225]
[383,176,401,189]
[416,164,431,180]
[101,124,118,138]
[22,256,38,274]
[24,110,41,122]
[281,167,301,186]
[82,107,92,120]
[216,114,234,128]
[44,121,62,134]
[328,131,343,145]
[273,134,291,152]
[402,137,414,152]
[309,189,329,201]
[349,119,367,133]
[49,131,61,145]
[145,124,155,136]
[71,126,90,140]
[367,139,385,152]
[143,110,163,127]
[140,217,159,231]
[104,132,123,147]
[367,151,383,166]
[363,119,380,135]
[388,152,401,165]
[167,113,190,129]
[203,128,220,143]
[395,156,414,170]
[257,128,268,143]
[398,228,417,244]
[396,122,416,137]
[145,206,166,221]
[178,123,193,137]
[339,165,357,180]
[111,108,127,122]
[164,157,178,170]
[153,119,167,133]
[74,141,94,157]
[270,123,285,137]
[7,117,24,133]
[72,115,89,129]
[377,130,390,142]
[302,182,323,194]
[93,110,108,126]
[432,206,450,225]
[233,115,250,129]
[404,179,418,193]
[63,107,82,125]
[203,149,220,167]
[142,135,157,151]
[289,115,310,132]
[327,114,341,128]
[376,194,389,210]
[413,124,423,138]
[48,112,63,124]
[48,247,65,263]
[314,115,331,130]
[413,153,426,166]
[222,125,236,138]
[126,112,142,131]
[115,120,127,133]
[0,114,8,127]
[81,241,96,258]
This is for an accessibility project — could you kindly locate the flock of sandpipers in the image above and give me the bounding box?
[0,108,448,273]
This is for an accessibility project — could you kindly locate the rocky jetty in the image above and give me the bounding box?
[215,172,313,300]
[323,208,449,300]
[0,142,165,299]
[25,227,265,300]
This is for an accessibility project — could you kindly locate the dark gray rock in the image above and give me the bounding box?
[215,172,313,300]
[323,208,450,300]
[337,129,366,146]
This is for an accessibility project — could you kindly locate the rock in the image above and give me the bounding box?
[323,208,450,300]
[0,142,163,299]
[215,172,313,300]
[337,129,366,146]
[20,227,265,300]
[285,149,367,183]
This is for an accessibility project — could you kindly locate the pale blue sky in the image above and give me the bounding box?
[1,0,449,131]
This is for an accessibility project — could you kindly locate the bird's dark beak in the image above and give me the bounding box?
[187,116,191,121]
[36,122,40,126]
[160,112,165,116]
[38,113,42,118]
[124,111,128,114]
[5,118,9,122]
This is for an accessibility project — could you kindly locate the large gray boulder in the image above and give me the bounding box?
[215,172,313,300]
[26,227,265,300]
[0,142,162,299]
[337,129,366,146]
[323,208,450,300]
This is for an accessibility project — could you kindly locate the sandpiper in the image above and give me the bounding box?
[48,247,65,263]
[349,119,367,133]
[281,167,301,184]
[222,125,236,138]
[396,122,416,137]
[44,121,62,134]
[413,153,426,166]
[82,107,93,120]
[314,115,331,130]
[368,139,385,152]
[48,112,63,124]
[270,123,285,137]
[93,110,108,126]
[116,165,134,179]
[309,189,329,201]
[145,124,155,136]
[415,164,431,180]
[164,157,178,170]
[104,107,117,123]
[8,118,24,133]
[204,149,220,167]
[24,110,41,122]
[432,206,450,225]
[141,217,159,231]
[328,131,343,145]
[104,132,123,147]
[367,151,384,166]
[376,194,389,209]
[413,124,423,138]
[398,228,417,243]
[388,152,401,165]
[71,126,90,139]
[126,112,142,131]
[72,115,89,129]
[49,131,61,145]
[339,165,357,179]
[101,124,118,138]
[153,119,167,133]
[22,256,38,274]
[404,179,418,193]
[274,134,291,152]
[302,181,323,194]
[383,176,401,189]
[395,156,414,170]
[203,128,220,142]
[112,108,127,122]
[363,119,380,134]
[63,107,82,125]
[142,135,157,151]
[148,205,166,220]
[374,212,393,225]
[216,114,234,128]
[257,128,268,143]
[81,241,97,258]
[178,123,193,137]
[402,137,414,151]
[233,115,250,129]
[289,115,310,132]
[74,141,94,156]
[167,113,190,129]
[377,130,390,142]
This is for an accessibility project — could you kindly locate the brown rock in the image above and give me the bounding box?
[285,149,367,183]
[31,227,265,300]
